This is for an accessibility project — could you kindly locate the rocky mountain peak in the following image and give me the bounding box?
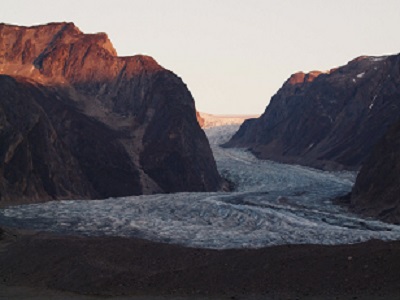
[0,22,158,85]
[287,70,326,85]
[0,23,225,204]
[225,52,400,171]
[79,31,117,56]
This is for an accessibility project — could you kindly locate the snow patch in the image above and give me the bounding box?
[369,95,378,110]
[356,72,365,78]
[370,56,388,62]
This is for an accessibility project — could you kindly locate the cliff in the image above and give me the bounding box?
[0,22,224,204]
[350,120,400,224]
[225,54,400,171]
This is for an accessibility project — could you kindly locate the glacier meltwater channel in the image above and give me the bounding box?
[1,125,400,249]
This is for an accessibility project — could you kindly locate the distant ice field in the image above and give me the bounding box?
[1,124,400,249]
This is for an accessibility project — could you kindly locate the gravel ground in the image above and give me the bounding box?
[1,227,400,299]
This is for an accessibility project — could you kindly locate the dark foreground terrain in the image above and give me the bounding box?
[1,227,400,299]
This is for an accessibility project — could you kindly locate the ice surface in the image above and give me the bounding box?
[1,124,400,249]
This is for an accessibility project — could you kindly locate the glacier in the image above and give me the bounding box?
[1,124,400,249]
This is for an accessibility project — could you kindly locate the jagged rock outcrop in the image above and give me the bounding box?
[225,54,400,170]
[350,120,400,224]
[0,22,224,204]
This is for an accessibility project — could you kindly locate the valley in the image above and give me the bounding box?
[1,8,400,298]
[2,123,400,249]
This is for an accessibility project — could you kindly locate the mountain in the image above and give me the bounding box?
[197,112,259,128]
[0,22,225,204]
[224,54,400,171]
[196,111,205,127]
[349,120,400,224]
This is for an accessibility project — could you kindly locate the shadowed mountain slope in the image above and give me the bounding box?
[0,22,225,204]
[225,54,400,171]
[350,120,400,224]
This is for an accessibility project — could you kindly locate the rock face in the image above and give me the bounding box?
[225,54,400,170]
[350,120,400,224]
[0,22,224,204]
[196,111,205,127]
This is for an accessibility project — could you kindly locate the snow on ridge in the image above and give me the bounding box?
[370,56,388,62]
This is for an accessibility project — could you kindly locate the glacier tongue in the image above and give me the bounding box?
[1,124,400,249]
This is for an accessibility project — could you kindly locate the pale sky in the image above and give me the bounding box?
[1,0,400,114]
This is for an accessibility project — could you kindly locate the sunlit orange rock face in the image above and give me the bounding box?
[0,22,224,204]
[0,22,160,82]
[288,71,319,85]
[288,70,332,85]
[196,111,205,127]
